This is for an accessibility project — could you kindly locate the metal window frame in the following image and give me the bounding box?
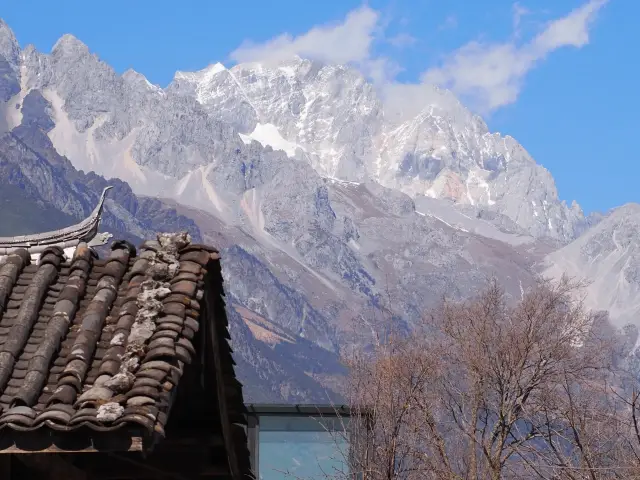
[245,404,357,477]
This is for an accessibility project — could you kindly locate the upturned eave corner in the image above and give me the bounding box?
[0,186,113,256]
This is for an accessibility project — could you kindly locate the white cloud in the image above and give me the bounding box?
[229,6,379,65]
[362,56,402,85]
[513,3,531,35]
[229,5,399,89]
[438,15,458,32]
[228,0,607,118]
[532,0,607,51]
[388,33,417,48]
[421,0,608,114]
[421,42,531,113]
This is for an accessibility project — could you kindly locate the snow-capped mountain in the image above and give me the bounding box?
[0,19,637,400]
[3,21,585,244]
[169,57,588,243]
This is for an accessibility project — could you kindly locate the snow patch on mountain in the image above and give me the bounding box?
[239,122,304,157]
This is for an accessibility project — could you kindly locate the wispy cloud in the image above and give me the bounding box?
[229,0,608,118]
[229,5,379,65]
[388,32,417,48]
[423,0,608,113]
[230,5,398,86]
[532,0,606,51]
[513,3,531,35]
[438,15,458,31]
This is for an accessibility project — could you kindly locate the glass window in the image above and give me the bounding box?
[258,415,351,480]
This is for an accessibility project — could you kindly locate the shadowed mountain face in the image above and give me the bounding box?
[0,181,75,236]
[0,19,636,402]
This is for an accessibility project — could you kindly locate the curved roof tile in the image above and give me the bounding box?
[0,231,253,478]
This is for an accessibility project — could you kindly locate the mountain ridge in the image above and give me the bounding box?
[1,20,638,403]
[3,23,588,243]
[171,56,589,243]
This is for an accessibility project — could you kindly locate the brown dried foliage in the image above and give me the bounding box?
[323,276,640,480]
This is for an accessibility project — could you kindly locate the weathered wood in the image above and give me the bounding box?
[13,452,88,480]
[107,453,192,480]
[155,432,224,449]
[80,451,227,479]
[0,454,11,478]
[247,414,258,474]
[204,267,241,479]
[89,463,230,479]
[0,432,144,454]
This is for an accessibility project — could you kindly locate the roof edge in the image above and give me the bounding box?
[0,186,112,255]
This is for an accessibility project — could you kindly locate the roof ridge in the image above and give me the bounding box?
[0,187,113,255]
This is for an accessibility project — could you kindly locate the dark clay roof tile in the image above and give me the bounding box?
[0,232,251,478]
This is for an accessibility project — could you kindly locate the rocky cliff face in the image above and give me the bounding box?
[0,19,636,402]
[544,204,640,328]
[169,57,588,243]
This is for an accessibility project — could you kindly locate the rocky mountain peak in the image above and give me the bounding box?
[1,22,584,242]
[51,33,90,57]
[0,19,20,106]
[122,68,145,82]
[174,62,227,84]
[0,18,19,65]
[122,68,164,94]
[162,54,586,242]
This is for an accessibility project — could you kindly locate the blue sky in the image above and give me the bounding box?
[1,0,636,213]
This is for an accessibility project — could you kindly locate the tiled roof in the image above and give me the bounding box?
[0,232,243,442]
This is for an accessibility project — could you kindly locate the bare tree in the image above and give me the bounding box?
[344,328,447,480]
[328,276,638,480]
